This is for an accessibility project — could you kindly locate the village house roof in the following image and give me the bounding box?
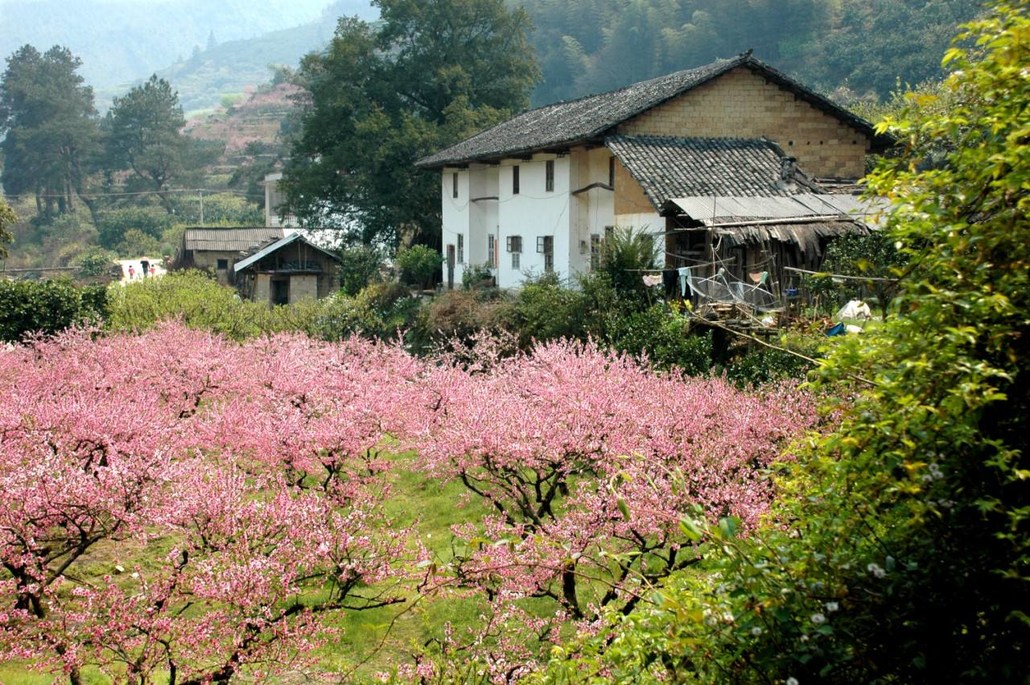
[182,227,284,254]
[416,53,889,169]
[607,135,825,208]
[233,232,342,274]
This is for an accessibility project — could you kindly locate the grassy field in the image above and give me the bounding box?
[0,454,494,685]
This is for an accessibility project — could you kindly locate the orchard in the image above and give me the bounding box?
[0,323,817,682]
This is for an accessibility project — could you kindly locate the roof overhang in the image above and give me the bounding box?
[234,233,341,274]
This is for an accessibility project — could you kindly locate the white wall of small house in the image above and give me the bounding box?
[496,155,571,287]
[570,147,617,278]
[440,150,643,289]
[468,165,499,273]
[441,167,471,287]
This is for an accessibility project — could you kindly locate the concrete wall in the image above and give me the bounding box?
[617,67,869,179]
[254,273,271,304]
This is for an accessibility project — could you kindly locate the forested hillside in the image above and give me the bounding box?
[520,0,984,105]
[0,0,374,108]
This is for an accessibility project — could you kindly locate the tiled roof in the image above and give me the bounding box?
[607,136,823,208]
[417,53,885,168]
[182,227,284,253]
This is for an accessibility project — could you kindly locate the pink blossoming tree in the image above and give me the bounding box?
[408,339,818,678]
[0,324,423,684]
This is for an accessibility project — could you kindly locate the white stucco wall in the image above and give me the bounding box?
[438,149,640,289]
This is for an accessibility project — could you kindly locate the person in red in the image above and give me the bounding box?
[128,265,136,280]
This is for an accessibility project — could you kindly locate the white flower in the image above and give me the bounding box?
[810,613,826,625]
[825,601,839,612]
[787,678,800,685]
[751,626,763,636]
[867,562,887,578]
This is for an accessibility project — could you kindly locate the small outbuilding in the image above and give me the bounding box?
[177,227,285,286]
[233,232,342,305]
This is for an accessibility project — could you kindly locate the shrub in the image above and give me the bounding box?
[338,244,385,296]
[603,304,712,375]
[505,273,588,346]
[0,279,108,342]
[105,270,281,340]
[396,244,442,289]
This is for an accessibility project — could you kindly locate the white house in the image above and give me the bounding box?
[416,52,890,289]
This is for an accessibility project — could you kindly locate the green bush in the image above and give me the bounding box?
[309,282,421,343]
[396,244,443,289]
[506,273,588,347]
[603,304,712,375]
[723,339,817,387]
[105,270,286,340]
[0,279,108,342]
[96,206,174,250]
[338,244,385,296]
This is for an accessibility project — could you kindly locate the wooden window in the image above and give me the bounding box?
[512,251,520,269]
[545,160,554,192]
[537,235,554,273]
[216,258,228,270]
[590,233,601,270]
[608,157,616,188]
[457,233,464,263]
[488,234,496,267]
[506,235,522,253]
[512,165,520,195]
[452,172,458,198]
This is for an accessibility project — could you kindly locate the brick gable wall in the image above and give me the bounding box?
[617,68,869,179]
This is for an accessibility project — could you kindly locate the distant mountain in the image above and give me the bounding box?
[0,0,377,109]
[157,12,342,113]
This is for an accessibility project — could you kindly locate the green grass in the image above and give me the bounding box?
[0,452,492,684]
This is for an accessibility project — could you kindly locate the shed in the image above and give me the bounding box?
[233,233,341,305]
[661,194,888,296]
[177,227,284,286]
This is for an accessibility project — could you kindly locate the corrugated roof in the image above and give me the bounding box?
[233,233,341,273]
[416,53,886,168]
[663,194,887,224]
[182,227,284,253]
[608,136,823,208]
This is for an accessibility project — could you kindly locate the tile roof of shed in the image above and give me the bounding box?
[416,53,886,168]
[607,136,823,208]
[182,227,284,253]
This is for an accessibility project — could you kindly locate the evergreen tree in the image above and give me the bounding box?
[103,75,189,212]
[0,45,99,222]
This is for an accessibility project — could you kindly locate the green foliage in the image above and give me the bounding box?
[0,198,17,258]
[0,278,107,341]
[105,270,302,340]
[103,75,188,209]
[0,44,99,222]
[461,261,495,289]
[75,247,118,279]
[338,243,386,296]
[723,337,817,388]
[95,205,175,250]
[536,4,1030,681]
[522,0,980,106]
[396,244,443,289]
[115,228,161,258]
[806,231,905,318]
[309,282,420,343]
[596,226,659,307]
[603,304,712,375]
[283,0,539,247]
[506,273,587,347]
